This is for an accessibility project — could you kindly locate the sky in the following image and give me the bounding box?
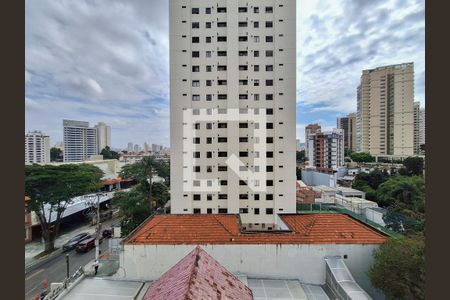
[25,0,425,149]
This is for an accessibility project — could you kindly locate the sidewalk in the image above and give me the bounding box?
[25,216,120,270]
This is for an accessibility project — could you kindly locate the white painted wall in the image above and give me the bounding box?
[120,243,383,299]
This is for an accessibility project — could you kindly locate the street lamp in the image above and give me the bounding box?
[84,192,105,262]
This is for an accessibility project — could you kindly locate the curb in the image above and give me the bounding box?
[25,248,63,274]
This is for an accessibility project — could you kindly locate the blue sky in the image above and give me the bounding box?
[25,0,425,149]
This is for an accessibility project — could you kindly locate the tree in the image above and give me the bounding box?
[344,149,354,157]
[25,164,103,252]
[50,147,63,162]
[152,182,170,208]
[368,236,425,300]
[296,168,302,180]
[352,169,390,200]
[402,156,424,176]
[114,188,151,236]
[100,146,120,160]
[350,152,375,163]
[296,150,305,162]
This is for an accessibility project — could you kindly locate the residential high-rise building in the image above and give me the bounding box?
[127,142,133,153]
[169,0,297,226]
[305,124,321,159]
[63,120,98,162]
[134,144,140,153]
[413,102,420,155]
[419,107,425,154]
[356,63,414,156]
[94,122,111,153]
[144,142,150,153]
[296,139,301,152]
[307,129,344,170]
[337,112,357,152]
[25,131,50,164]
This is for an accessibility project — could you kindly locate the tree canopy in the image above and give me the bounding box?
[402,156,424,176]
[352,169,390,201]
[50,147,63,162]
[368,236,425,300]
[350,152,375,163]
[296,150,305,162]
[25,164,103,251]
[100,146,120,160]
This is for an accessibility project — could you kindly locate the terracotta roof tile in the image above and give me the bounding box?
[125,214,387,245]
[143,246,253,300]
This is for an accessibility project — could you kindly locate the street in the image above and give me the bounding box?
[25,240,109,299]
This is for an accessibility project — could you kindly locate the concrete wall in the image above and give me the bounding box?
[120,243,382,299]
[301,169,337,187]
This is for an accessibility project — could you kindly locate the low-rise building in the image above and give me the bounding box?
[301,168,338,187]
[296,180,316,204]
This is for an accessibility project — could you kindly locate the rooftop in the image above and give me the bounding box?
[125,214,387,245]
[144,246,253,300]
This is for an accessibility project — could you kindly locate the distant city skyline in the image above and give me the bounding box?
[25,0,424,147]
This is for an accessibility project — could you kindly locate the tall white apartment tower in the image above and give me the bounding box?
[63,120,98,162]
[25,131,50,164]
[170,0,296,227]
[94,122,111,153]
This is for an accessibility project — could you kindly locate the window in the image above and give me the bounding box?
[239,51,248,56]
[206,137,213,144]
[254,36,260,42]
[206,65,212,72]
[193,151,200,158]
[192,80,200,87]
[217,22,227,27]
[254,79,259,86]
[192,66,200,72]
[193,208,201,214]
[194,123,200,130]
[239,65,248,71]
[254,7,259,13]
[239,180,247,186]
[193,166,200,172]
[218,80,227,85]
[240,208,249,214]
[266,94,273,100]
[267,151,273,157]
[266,166,273,172]
[192,22,199,29]
[206,123,212,129]
[218,137,227,143]
[206,80,212,86]
[254,50,259,57]
[266,123,273,129]
[207,194,212,200]
[220,180,228,186]
[238,7,247,13]
[206,22,211,28]
[192,51,200,58]
[192,37,200,43]
[254,65,260,71]
[265,6,273,13]
[266,65,273,71]
[217,7,227,13]
[254,208,260,214]
[206,151,212,158]
[239,194,248,199]
[239,151,248,157]
[254,21,259,28]
[238,22,248,27]
[207,208,212,214]
[205,7,211,14]
[265,21,273,28]
[266,137,273,143]
[206,51,212,57]
[266,80,273,86]
[218,94,227,100]
[218,51,227,56]
[239,94,248,100]
[254,194,260,201]
[206,94,212,101]
[218,208,228,214]
[239,137,248,142]
[254,94,260,101]
[266,194,273,200]
[193,137,200,144]
[218,65,227,71]
[206,36,212,43]
[218,152,228,157]
[239,80,248,85]
[218,123,227,128]
[266,50,273,57]
[218,194,227,200]
[192,95,200,101]
[192,8,199,14]
[266,36,273,42]
[218,36,227,42]
[267,108,273,115]
[218,165,227,171]
[239,122,248,128]
[266,208,274,215]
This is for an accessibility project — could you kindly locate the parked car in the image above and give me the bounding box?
[62,232,90,252]
[75,235,105,253]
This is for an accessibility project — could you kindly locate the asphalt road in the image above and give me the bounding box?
[25,240,109,299]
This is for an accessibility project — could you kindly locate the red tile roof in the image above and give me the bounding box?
[143,246,253,300]
[125,214,386,245]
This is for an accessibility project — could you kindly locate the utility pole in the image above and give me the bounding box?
[95,193,101,262]
[66,254,69,280]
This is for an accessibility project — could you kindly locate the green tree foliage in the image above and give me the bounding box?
[368,236,425,300]
[50,147,63,162]
[25,164,103,252]
[152,182,170,208]
[344,149,354,157]
[296,168,302,180]
[352,169,390,201]
[114,188,151,236]
[100,146,120,160]
[350,152,375,163]
[296,150,305,162]
[402,156,424,176]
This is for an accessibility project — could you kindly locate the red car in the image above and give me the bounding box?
[75,235,104,253]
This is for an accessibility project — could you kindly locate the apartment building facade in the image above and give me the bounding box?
[307,129,344,170]
[95,122,111,153]
[356,63,415,156]
[25,130,50,164]
[63,120,98,162]
[337,113,356,152]
[305,123,321,159]
[169,0,296,227]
